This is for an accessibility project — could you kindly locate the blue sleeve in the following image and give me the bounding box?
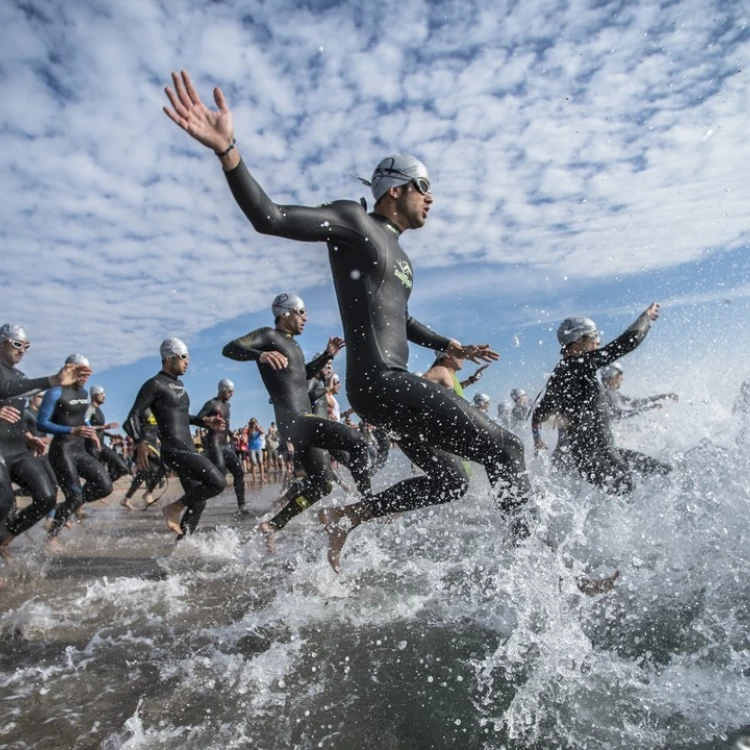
[36,388,72,435]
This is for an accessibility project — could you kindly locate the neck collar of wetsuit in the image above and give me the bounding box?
[160,369,179,381]
[371,212,402,237]
[273,327,294,338]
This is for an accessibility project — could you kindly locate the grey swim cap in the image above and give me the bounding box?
[331,373,340,383]
[356,154,431,202]
[272,293,305,319]
[218,378,235,392]
[510,388,526,401]
[89,385,106,397]
[557,317,599,346]
[600,362,624,381]
[473,392,491,406]
[0,323,29,343]
[66,353,90,367]
[160,337,189,360]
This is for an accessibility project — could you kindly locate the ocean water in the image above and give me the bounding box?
[1,392,749,749]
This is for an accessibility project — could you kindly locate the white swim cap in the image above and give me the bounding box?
[557,317,600,346]
[0,323,29,343]
[510,388,526,401]
[89,385,106,397]
[160,337,189,360]
[66,353,90,367]
[473,392,490,406]
[355,154,431,202]
[600,362,624,381]
[272,293,306,319]
[218,378,235,392]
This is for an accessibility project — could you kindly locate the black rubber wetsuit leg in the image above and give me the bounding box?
[99,446,130,482]
[370,428,391,473]
[162,447,226,534]
[6,456,57,537]
[78,452,114,504]
[329,449,351,469]
[49,441,86,534]
[618,448,672,477]
[350,372,530,514]
[366,438,469,518]
[221,445,245,507]
[266,445,334,530]
[0,458,14,532]
[574,450,634,495]
[288,416,371,495]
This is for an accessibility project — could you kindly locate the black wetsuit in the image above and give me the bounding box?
[223,328,371,529]
[38,386,113,535]
[532,312,671,494]
[225,160,530,516]
[602,389,668,421]
[124,372,226,534]
[124,410,167,501]
[196,396,245,509]
[85,404,130,482]
[0,364,55,532]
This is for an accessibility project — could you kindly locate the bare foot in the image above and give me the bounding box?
[46,537,63,554]
[75,509,89,521]
[64,520,74,530]
[162,500,185,536]
[120,498,136,511]
[142,492,159,509]
[258,523,277,554]
[99,497,110,505]
[577,569,620,596]
[319,507,360,574]
[0,539,12,562]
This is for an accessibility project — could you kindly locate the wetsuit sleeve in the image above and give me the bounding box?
[225,160,365,244]
[124,379,159,442]
[405,316,452,351]
[222,328,273,362]
[188,415,204,427]
[531,394,554,429]
[0,369,51,400]
[305,352,333,380]
[592,311,652,368]
[195,399,215,422]
[36,388,71,435]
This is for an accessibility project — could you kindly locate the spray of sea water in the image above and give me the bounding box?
[1,370,749,749]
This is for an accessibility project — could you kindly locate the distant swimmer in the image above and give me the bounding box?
[599,363,678,421]
[509,389,530,433]
[38,355,114,546]
[472,392,492,414]
[124,339,227,538]
[86,385,131,491]
[531,305,672,494]
[162,70,531,571]
[423,350,489,397]
[196,379,247,513]
[223,294,371,549]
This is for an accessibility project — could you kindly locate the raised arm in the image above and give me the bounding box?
[164,70,364,244]
[593,303,660,368]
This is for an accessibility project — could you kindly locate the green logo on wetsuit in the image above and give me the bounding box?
[394,259,413,289]
[295,496,310,509]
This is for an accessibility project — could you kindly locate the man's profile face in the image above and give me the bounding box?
[396,182,433,230]
[1,339,29,367]
[164,354,189,376]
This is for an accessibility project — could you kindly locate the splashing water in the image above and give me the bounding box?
[1,389,749,750]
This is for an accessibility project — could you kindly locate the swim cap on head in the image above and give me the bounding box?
[160,337,189,360]
[510,388,526,401]
[356,154,430,202]
[66,353,90,367]
[473,392,490,406]
[0,323,29,343]
[218,378,235,392]
[89,385,105,397]
[557,317,599,346]
[600,362,624,381]
[272,293,305,319]
[331,373,340,383]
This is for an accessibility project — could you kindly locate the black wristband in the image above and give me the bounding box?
[215,138,236,157]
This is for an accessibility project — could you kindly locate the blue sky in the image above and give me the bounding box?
[2,0,750,428]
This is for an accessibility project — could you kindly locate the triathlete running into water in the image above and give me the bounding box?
[532,304,672,494]
[124,338,227,538]
[600,363,678,421]
[164,71,530,571]
[223,294,371,549]
[86,385,131,489]
[196,379,247,513]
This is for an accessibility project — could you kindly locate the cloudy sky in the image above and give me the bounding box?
[2,0,749,426]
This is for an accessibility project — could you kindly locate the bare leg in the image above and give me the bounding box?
[162,499,186,535]
[142,490,159,509]
[120,497,136,510]
[0,535,13,561]
[258,522,277,554]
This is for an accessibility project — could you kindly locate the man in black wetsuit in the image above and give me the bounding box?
[0,325,90,556]
[124,338,227,538]
[600,363,678,421]
[86,385,131,493]
[38,354,115,545]
[196,378,247,514]
[164,71,530,571]
[223,294,371,548]
[531,305,672,494]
